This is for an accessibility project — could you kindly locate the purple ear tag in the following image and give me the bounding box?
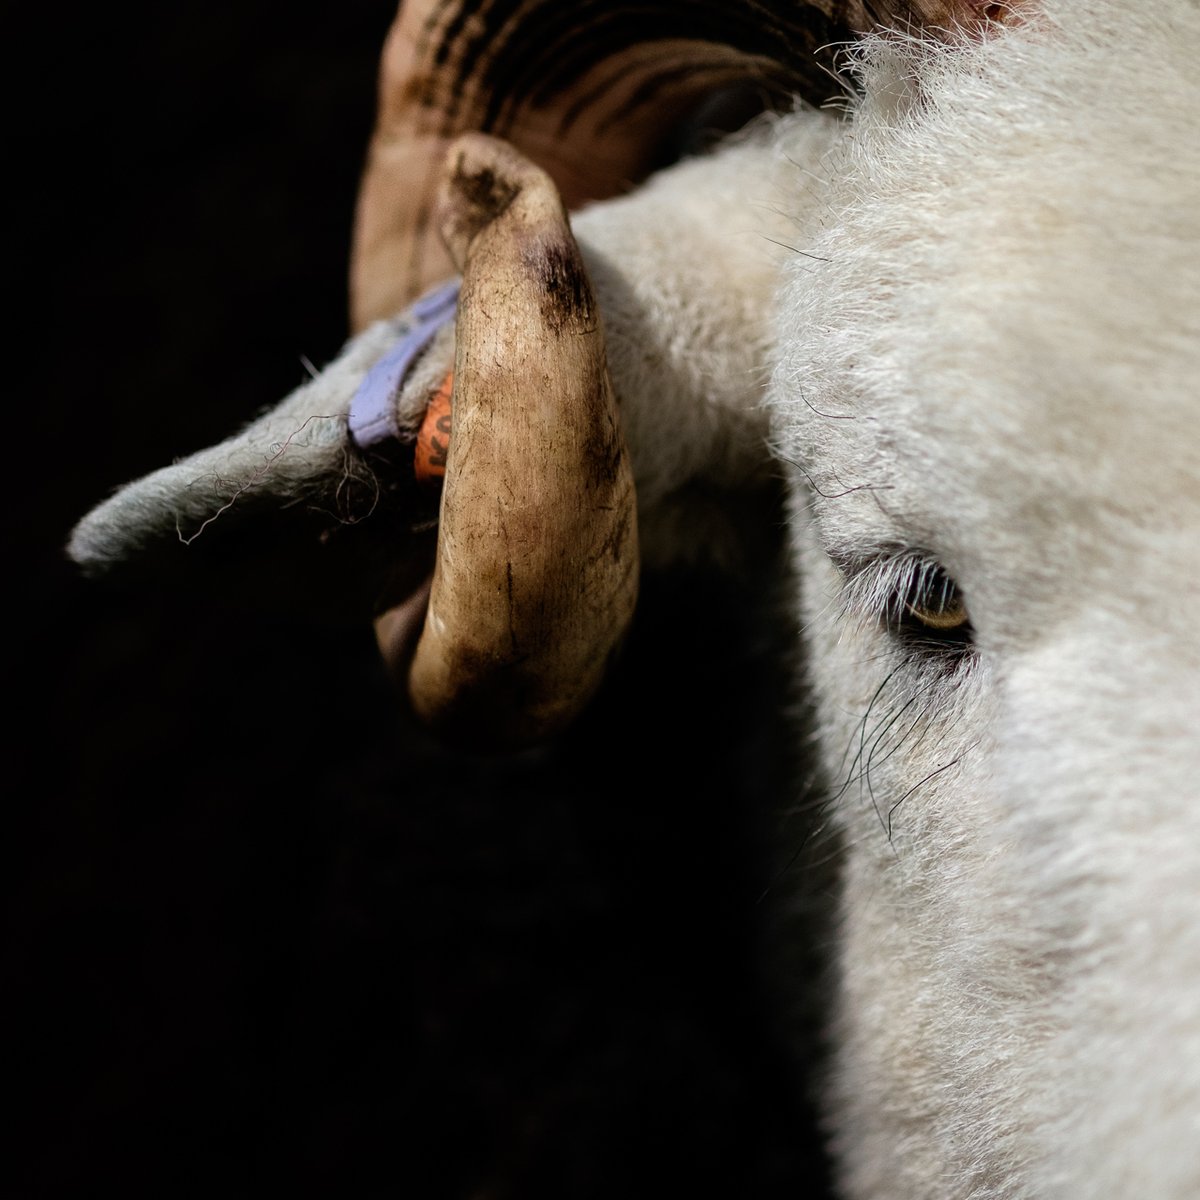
[348,277,461,450]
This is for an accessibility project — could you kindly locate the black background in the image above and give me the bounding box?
[13,5,834,1196]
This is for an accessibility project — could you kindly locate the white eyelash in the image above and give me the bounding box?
[835,550,952,632]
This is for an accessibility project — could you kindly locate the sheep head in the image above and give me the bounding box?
[67,0,1021,752]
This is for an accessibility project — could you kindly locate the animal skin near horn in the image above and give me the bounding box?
[405,133,639,750]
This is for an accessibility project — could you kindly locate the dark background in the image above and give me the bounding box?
[13,5,834,1196]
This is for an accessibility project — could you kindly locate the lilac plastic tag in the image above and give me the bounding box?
[348,277,461,449]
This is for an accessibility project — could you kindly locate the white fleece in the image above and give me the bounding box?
[769,3,1200,1195]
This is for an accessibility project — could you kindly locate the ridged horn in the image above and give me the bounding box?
[350,0,999,327]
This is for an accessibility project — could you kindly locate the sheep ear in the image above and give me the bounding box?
[65,308,456,625]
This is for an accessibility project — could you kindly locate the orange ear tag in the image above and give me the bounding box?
[414,370,454,484]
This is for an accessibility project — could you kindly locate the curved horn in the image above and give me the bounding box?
[405,133,638,750]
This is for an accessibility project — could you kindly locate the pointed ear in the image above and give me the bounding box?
[65,311,455,625]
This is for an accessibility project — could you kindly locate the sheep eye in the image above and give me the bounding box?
[834,551,975,660]
[894,565,973,647]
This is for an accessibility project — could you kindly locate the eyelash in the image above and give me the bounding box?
[837,552,975,658]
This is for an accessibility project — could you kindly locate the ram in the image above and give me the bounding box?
[69,0,1200,1195]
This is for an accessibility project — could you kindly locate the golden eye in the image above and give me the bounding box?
[905,587,970,630]
[897,565,973,643]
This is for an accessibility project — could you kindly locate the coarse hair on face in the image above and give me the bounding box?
[767,1,1200,1196]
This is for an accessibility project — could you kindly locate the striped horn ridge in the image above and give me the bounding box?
[351,1,975,324]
